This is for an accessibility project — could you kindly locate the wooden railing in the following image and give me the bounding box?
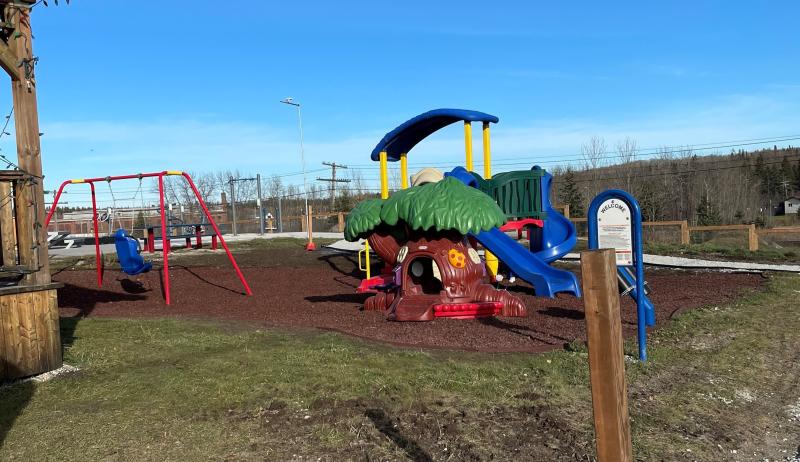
[688,224,758,251]
[568,218,800,252]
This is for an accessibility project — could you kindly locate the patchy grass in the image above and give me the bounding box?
[1,275,799,460]
[644,242,798,263]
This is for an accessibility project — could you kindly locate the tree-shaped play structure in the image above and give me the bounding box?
[345,177,526,321]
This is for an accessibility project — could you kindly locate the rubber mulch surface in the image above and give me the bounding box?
[53,248,764,353]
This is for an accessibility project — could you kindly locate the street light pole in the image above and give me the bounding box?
[280,97,314,250]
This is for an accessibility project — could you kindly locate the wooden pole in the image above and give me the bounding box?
[680,220,689,245]
[337,211,344,233]
[0,181,16,266]
[305,205,315,250]
[748,223,758,252]
[580,249,633,462]
[307,205,313,242]
[9,6,49,285]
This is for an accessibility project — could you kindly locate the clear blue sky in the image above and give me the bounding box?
[4,1,799,203]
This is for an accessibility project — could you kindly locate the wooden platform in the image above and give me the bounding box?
[0,284,62,381]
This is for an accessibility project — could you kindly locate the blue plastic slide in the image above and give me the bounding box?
[531,166,577,263]
[472,227,581,298]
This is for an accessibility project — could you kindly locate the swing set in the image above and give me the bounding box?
[44,170,253,305]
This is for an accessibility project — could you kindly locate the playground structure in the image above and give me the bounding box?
[44,171,253,305]
[346,177,527,321]
[346,109,581,321]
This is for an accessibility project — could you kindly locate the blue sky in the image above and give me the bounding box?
[4,1,800,204]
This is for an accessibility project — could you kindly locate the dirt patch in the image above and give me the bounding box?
[53,247,764,353]
[217,396,593,461]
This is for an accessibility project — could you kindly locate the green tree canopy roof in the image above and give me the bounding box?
[344,177,506,241]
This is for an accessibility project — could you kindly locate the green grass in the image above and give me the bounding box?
[644,241,798,262]
[2,275,799,460]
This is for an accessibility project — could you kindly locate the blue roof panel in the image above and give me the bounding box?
[370,108,499,161]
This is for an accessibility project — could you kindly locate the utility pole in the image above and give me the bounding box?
[229,179,237,235]
[780,180,790,198]
[256,173,264,235]
[317,161,351,209]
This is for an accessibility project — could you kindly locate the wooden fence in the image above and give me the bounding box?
[566,217,800,252]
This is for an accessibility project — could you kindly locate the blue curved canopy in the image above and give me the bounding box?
[370,108,499,162]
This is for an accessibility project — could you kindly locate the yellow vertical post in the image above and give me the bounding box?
[482,122,492,179]
[365,239,371,279]
[400,153,409,189]
[481,122,499,277]
[379,151,389,199]
[464,121,473,172]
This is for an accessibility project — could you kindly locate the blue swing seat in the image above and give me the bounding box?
[114,228,152,276]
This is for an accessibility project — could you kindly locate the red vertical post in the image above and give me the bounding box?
[89,182,103,287]
[195,225,202,249]
[158,174,171,305]
[182,172,252,296]
[147,227,155,253]
[43,181,69,228]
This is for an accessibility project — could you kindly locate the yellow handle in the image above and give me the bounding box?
[357,240,372,279]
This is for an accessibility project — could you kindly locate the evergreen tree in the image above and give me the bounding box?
[794,157,800,192]
[557,168,585,217]
[696,195,721,226]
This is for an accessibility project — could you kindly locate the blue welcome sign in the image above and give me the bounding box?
[588,190,655,361]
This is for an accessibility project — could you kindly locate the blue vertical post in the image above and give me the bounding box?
[588,189,649,361]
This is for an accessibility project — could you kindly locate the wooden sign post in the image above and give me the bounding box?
[581,249,633,462]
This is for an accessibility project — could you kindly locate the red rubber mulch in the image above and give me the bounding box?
[53,250,764,353]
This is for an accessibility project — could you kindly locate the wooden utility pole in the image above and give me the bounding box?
[0,181,15,266]
[317,161,350,209]
[0,1,62,382]
[3,4,49,284]
[580,249,633,462]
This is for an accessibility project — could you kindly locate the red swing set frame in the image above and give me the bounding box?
[44,170,253,305]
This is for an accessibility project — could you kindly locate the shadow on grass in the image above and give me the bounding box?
[365,408,432,462]
[0,369,35,449]
[56,284,148,352]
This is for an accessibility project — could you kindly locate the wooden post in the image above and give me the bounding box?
[680,220,689,245]
[580,249,633,462]
[307,205,313,242]
[337,211,344,233]
[305,205,315,250]
[0,181,16,266]
[9,6,49,285]
[0,288,61,381]
[563,203,570,220]
[748,223,758,252]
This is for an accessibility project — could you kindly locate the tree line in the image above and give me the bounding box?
[553,140,800,226]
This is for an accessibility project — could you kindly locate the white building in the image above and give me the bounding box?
[783,196,800,215]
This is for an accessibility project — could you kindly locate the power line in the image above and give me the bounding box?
[316,161,351,208]
[345,134,800,170]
